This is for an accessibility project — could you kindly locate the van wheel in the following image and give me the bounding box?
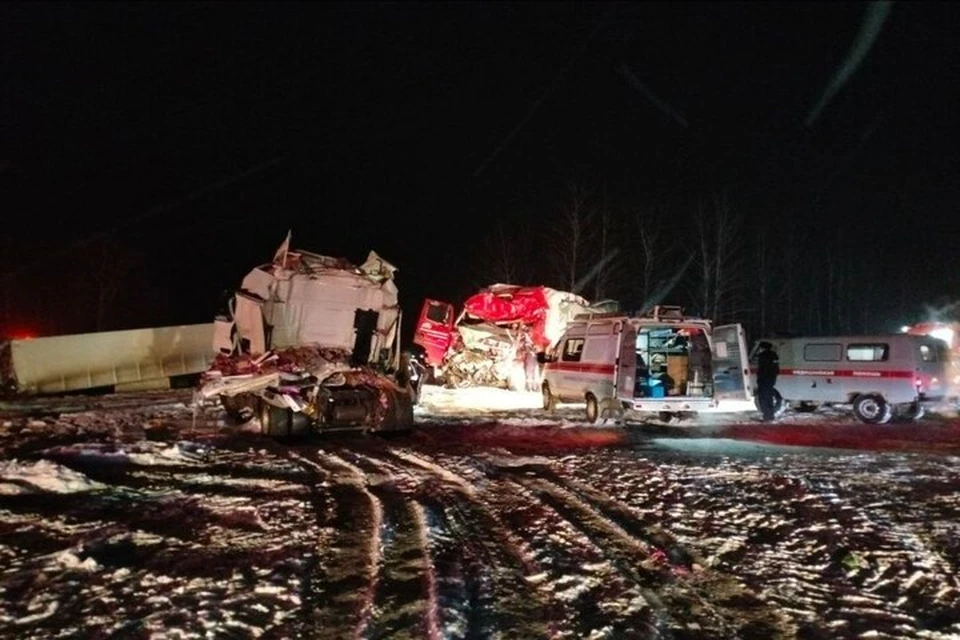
[895,402,925,422]
[542,383,557,412]
[793,401,819,413]
[585,393,599,424]
[658,411,674,424]
[853,394,893,424]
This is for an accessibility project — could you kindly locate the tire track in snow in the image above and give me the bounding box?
[381,448,559,638]
[333,448,441,640]
[350,449,507,639]
[471,459,672,638]
[287,448,383,639]
[347,446,550,639]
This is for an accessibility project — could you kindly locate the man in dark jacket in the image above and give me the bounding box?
[756,341,780,421]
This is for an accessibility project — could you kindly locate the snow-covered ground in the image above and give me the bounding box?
[2,385,960,638]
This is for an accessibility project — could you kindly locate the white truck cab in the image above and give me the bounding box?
[542,306,754,423]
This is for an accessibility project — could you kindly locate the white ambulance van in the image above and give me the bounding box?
[541,306,754,423]
[751,334,951,423]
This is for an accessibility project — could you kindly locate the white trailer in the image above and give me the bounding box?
[1,324,214,395]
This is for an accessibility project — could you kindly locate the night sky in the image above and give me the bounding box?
[2,2,959,341]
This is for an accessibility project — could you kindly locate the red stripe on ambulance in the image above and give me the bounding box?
[751,367,915,379]
[545,362,616,375]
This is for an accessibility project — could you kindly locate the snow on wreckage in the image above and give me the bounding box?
[195,233,414,436]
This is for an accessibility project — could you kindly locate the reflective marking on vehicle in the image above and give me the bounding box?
[751,367,914,379]
[544,363,616,375]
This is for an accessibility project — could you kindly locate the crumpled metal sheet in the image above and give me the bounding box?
[442,325,537,390]
[199,345,355,409]
[461,285,591,351]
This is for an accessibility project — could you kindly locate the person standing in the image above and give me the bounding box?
[756,341,780,421]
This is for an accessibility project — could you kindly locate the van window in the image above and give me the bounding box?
[919,344,937,362]
[562,338,585,362]
[804,343,842,361]
[846,343,889,362]
[937,342,950,362]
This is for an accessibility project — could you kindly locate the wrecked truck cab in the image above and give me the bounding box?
[413,285,604,391]
[198,235,414,435]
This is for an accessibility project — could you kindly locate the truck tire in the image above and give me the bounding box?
[376,387,414,434]
[853,394,893,424]
[221,393,258,424]
[542,382,557,412]
[585,393,599,424]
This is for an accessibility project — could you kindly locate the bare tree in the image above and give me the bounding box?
[482,220,530,285]
[593,197,611,300]
[627,203,679,309]
[780,219,801,334]
[548,183,596,292]
[588,196,631,302]
[692,193,747,322]
[86,236,139,332]
[754,220,771,337]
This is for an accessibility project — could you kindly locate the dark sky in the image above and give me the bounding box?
[2,2,959,337]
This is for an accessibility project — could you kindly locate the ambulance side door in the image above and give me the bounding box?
[616,322,636,401]
[712,324,753,400]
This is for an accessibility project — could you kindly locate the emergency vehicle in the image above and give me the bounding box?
[751,334,951,423]
[541,306,754,423]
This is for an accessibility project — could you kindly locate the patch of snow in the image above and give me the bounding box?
[40,441,208,468]
[54,549,100,572]
[525,572,549,585]
[419,385,543,413]
[0,459,106,495]
[14,598,58,626]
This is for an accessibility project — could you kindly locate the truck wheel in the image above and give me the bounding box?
[542,383,557,412]
[853,394,893,424]
[377,387,414,434]
[221,393,258,423]
[584,393,599,424]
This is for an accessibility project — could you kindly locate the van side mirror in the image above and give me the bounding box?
[538,351,554,364]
